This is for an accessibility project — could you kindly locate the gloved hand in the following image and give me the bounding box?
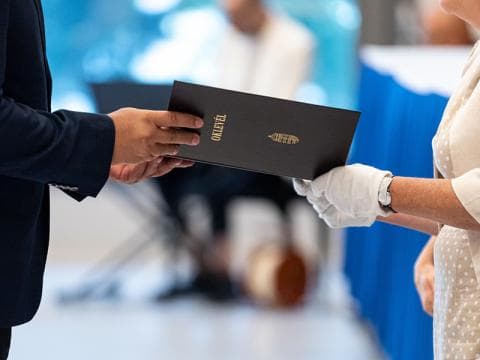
[293,164,393,228]
[294,178,377,228]
[293,178,311,197]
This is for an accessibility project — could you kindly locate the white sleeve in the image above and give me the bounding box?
[452,168,480,223]
[277,36,315,100]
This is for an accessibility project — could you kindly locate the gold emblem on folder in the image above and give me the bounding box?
[268,133,300,145]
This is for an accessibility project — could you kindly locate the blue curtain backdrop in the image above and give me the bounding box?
[344,64,449,360]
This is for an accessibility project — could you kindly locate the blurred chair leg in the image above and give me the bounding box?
[57,181,183,304]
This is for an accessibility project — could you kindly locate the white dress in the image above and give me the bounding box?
[433,42,480,360]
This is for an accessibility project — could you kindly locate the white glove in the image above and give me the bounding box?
[293,164,393,228]
[322,206,378,228]
[294,178,377,228]
[293,178,311,197]
[311,164,393,218]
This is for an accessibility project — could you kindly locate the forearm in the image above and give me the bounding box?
[389,177,480,231]
[378,213,439,236]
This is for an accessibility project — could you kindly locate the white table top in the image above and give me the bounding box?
[361,45,473,97]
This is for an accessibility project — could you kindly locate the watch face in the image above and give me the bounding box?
[383,193,392,207]
[379,176,393,206]
[379,193,388,206]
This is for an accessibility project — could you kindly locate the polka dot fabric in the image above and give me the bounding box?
[433,226,480,360]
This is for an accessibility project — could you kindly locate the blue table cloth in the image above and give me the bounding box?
[344,63,449,360]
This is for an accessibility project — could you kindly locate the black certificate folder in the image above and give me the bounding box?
[168,81,360,180]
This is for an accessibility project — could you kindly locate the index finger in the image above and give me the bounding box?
[147,111,204,129]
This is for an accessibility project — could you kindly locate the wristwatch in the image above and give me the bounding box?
[378,175,396,213]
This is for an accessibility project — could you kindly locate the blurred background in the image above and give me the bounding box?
[8,0,478,359]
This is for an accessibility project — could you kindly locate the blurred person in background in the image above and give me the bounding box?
[295,0,480,358]
[155,0,315,303]
[417,0,476,44]
[0,1,203,359]
[396,0,477,44]
[216,0,314,99]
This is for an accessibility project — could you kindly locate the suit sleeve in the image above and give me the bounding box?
[0,2,115,199]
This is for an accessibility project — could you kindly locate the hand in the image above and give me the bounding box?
[414,261,435,316]
[320,206,377,229]
[293,178,311,197]
[108,108,203,165]
[308,164,393,219]
[414,236,436,316]
[293,179,377,228]
[110,157,194,184]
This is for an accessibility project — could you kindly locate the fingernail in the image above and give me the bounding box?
[192,135,200,145]
[195,118,204,128]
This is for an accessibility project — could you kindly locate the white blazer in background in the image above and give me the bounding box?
[215,13,315,100]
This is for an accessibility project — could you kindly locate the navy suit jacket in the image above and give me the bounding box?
[0,0,115,326]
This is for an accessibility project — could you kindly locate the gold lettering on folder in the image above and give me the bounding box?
[211,114,228,142]
[268,133,300,145]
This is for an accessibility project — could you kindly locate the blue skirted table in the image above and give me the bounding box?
[344,46,471,360]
